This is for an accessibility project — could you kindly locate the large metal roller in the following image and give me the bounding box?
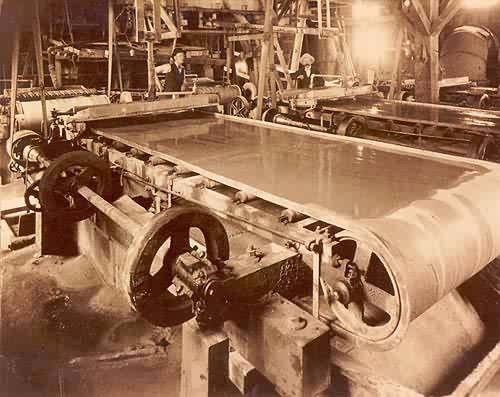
[321,169,500,349]
[16,94,109,131]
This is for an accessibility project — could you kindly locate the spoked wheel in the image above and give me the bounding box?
[122,207,230,327]
[39,151,112,222]
[24,180,42,212]
[321,234,403,350]
[336,116,367,137]
[229,96,250,118]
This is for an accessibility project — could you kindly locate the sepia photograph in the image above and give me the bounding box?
[0,0,499,395]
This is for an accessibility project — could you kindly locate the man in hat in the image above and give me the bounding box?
[155,48,186,92]
[291,53,324,89]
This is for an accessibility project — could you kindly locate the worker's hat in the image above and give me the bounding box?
[171,48,185,57]
[299,53,315,65]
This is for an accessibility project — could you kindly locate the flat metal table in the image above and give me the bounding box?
[90,112,491,222]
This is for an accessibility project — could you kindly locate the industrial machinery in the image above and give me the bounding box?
[264,92,500,163]
[2,90,500,395]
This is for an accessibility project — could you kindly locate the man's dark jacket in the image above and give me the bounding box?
[163,63,185,92]
[291,65,325,89]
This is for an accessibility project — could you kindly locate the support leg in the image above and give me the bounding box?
[181,319,230,397]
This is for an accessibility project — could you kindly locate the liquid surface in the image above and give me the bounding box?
[92,113,489,220]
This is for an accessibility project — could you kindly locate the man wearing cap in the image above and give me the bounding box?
[156,48,186,92]
[291,53,324,89]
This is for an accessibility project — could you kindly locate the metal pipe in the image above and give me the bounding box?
[77,186,142,232]
[273,113,330,133]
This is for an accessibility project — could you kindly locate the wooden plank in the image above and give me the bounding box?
[180,319,229,397]
[250,23,340,36]
[432,0,462,35]
[228,33,264,42]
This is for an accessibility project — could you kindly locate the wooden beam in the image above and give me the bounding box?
[228,33,264,42]
[411,0,431,36]
[429,0,440,104]
[290,0,307,72]
[388,26,404,100]
[9,17,20,157]
[64,0,74,42]
[432,0,462,35]
[107,0,114,96]
[255,0,274,119]
[274,37,292,88]
[135,0,145,42]
[250,24,340,37]
[153,0,162,42]
[114,27,123,91]
[146,40,156,99]
[225,38,232,83]
[32,0,48,138]
[173,0,182,30]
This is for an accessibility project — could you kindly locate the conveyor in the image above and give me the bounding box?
[86,111,500,349]
[5,97,500,395]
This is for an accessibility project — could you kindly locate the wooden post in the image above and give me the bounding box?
[274,37,292,87]
[388,25,404,100]
[255,0,274,119]
[146,40,156,99]
[290,0,307,74]
[135,0,145,42]
[225,38,232,84]
[429,0,440,104]
[64,0,74,42]
[269,33,277,108]
[173,0,182,30]
[153,0,162,42]
[32,0,49,138]
[9,17,20,156]
[107,0,114,96]
[114,39,124,91]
